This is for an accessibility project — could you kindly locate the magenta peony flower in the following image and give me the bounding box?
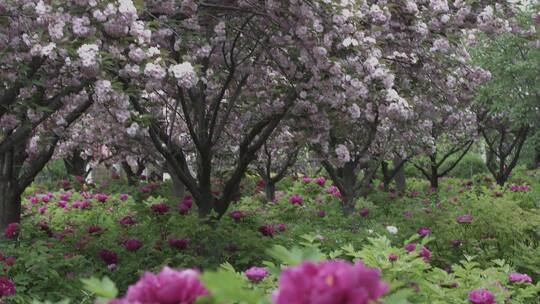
[38,205,47,214]
[177,203,190,215]
[302,176,312,183]
[99,250,118,265]
[151,203,170,214]
[168,238,188,250]
[315,177,326,186]
[60,193,71,201]
[457,214,474,223]
[468,288,495,304]
[229,210,245,221]
[289,194,303,205]
[359,208,369,218]
[317,210,327,217]
[420,246,432,262]
[119,216,136,226]
[405,243,416,253]
[277,223,286,231]
[41,195,50,203]
[0,277,16,297]
[509,272,532,283]
[4,223,19,239]
[273,260,388,304]
[30,196,39,204]
[108,267,209,304]
[57,200,68,208]
[417,227,431,237]
[119,194,129,201]
[182,197,193,209]
[259,224,275,236]
[95,193,109,203]
[88,225,103,235]
[403,211,413,218]
[245,266,269,283]
[388,253,398,262]
[124,239,143,251]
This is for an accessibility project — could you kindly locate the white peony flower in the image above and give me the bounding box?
[386,226,398,234]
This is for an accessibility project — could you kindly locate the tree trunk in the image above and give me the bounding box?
[171,171,186,201]
[264,181,276,202]
[0,180,21,232]
[341,162,358,215]
[430,157,439,189]
[394,156,406,193]
[63,150,87,177]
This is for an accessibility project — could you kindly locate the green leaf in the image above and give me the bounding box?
[200,269,265,303]
[81,276,118,299]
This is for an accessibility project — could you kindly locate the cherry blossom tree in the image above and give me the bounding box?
[112,0,389,219]
[253,124,304,202]
[0,0,148,230]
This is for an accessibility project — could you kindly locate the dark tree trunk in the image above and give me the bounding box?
[171,171,186,200]
[394,156,406,193]
[0,180,21,233]
[427,155,438,189]
[264,181,276,202]
[341,162,358,215]
[63,149,87,177]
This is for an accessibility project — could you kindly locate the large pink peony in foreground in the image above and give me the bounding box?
[109,267,209,304]
[272,260,388,304]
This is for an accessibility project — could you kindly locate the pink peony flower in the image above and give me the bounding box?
[0,277,16,297]
[38,205,47,214]
[315,177,326,186]
[41,195,50,203]
[177,203,190,215]
[457,214,473,223]
[99,250,118,265]
[108,267,209,304]
[151,203,170,214]
[229,210,245,221]
[259,224,275,236]
[277,223,286,231]
[302,176,312,183]
[508,272,532,283]
[168,238,188,250]
[245,266,269,282]
[88,225,103,235]
[468,288,495,304]
[95,193,109,203]
[124,239,143,251]
[359,208,369,218]
[30,196,39,204]
[405,243,416,253]
[289,194,303,205]
[3,223,19,239]
[417,227,431,237]
[273,260,388,304]
[388,253,398,262]
[119,216,136,226]
[57,200,68,208]
[420,246,432,262]
[317,210,327,217]
[119,194,129,201]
